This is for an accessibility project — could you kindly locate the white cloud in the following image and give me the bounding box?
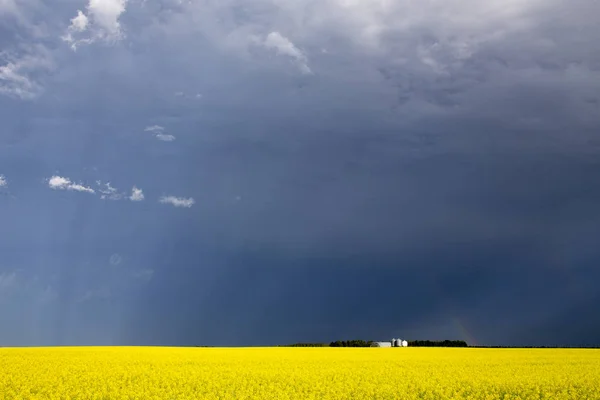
[263,32,311,74]
[47,176,71,189]
[156,133,176,142]
[0,175,7,187]
[69,10,89,32]
[88,0,127,35]
[0,1,55,99]
[264,32,305,62]
[144,125,164,132]
[0,61,37,99]
[129,186,144,201]
[97,181,123,200]
[159,195,195,208]
[48,175,95,194]
[0,47,53,99]
[63,0,128,50]
[48,177,147,201]
[145,125,174,141]
[66,183,96,193]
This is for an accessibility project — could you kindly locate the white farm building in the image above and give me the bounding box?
[372,341,392,348]
[371,338,408,347]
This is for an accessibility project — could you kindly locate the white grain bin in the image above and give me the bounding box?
[402,340,408,347]
[391,338,396,347]
[395,339,401,347]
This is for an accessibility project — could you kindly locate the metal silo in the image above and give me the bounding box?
[402,340,408,347]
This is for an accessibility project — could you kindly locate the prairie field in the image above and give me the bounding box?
[1,347,599,399]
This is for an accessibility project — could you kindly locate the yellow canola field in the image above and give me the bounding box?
[1,347,600,400]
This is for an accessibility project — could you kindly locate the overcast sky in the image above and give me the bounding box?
[1,0,600,347]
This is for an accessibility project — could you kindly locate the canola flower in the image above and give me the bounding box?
[1,347,599,399]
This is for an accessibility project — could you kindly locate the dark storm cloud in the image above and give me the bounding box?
[118,244,600,347]
[1,0,600,347]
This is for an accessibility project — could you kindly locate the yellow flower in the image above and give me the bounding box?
[0,346,598,399]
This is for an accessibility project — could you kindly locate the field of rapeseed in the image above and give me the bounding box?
[1,347,599,399]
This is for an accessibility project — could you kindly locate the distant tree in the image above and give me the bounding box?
[328,339,371,347]
[408,340,468,347]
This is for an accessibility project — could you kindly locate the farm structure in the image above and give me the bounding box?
[371,339,408,347]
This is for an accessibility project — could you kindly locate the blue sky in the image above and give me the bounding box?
[1,0,600,347]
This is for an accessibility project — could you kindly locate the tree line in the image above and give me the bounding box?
[330,340,374,347]
[284,339,468,347]
[409,340,467,347]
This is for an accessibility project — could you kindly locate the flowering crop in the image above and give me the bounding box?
[1,347,599,399]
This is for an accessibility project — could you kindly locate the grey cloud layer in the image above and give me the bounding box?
[62,0,128,50]
[3,0,598,249]
[4,0,598,134]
